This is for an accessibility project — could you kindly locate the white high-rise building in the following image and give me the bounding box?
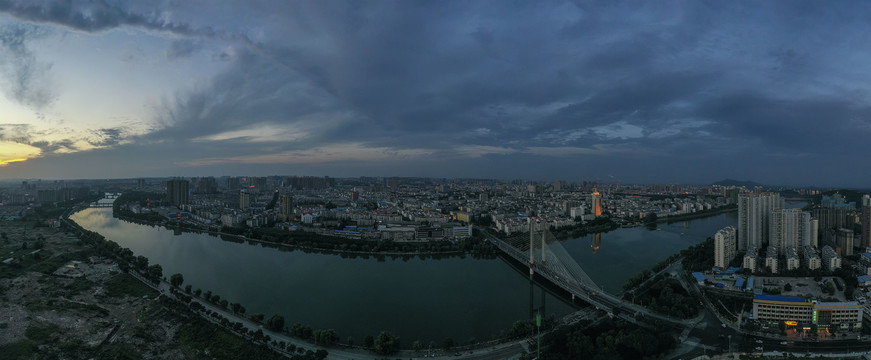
[769,209,812,254]
[714,226,737,269]
[738,193,783,251]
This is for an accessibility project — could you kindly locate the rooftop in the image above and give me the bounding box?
[753,294,808,303]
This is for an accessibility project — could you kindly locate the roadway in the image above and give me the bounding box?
[483,230,701,328]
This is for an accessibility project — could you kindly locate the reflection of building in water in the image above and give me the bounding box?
[590,233,601,253]
[528,279,549,320]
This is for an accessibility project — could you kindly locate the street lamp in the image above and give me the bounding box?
[536,311,541,360]
[728,335,731,353]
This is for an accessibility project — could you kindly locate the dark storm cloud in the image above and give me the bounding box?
[698,93,871,152]
[167,39,200,59]
[88,128,126,147]
[3,0,871,185]
[0,0,195,35]
[0,23,55,108]
[148,49,349,147]
[0,123,33,143]
[28,138,75,153]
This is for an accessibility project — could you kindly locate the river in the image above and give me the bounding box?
[69,205,761,344]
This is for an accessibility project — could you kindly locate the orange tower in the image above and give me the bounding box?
[591,187,602,217]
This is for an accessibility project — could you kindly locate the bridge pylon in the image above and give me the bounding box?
[527,219,549,278]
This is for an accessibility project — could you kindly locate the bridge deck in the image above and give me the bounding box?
[484,231,694,327]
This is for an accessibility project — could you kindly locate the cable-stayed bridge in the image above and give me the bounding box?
[481,222,695,327]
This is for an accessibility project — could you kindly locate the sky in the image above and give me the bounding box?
[0,1,870,187]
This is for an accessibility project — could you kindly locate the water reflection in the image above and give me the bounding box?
[590,233,601,253]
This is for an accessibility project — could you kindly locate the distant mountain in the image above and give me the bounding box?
[710,179,764,188]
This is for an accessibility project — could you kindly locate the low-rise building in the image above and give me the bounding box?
[803,246,821,270]
[786,247,800,271]
[822,245,842,271]
[752,295,813,323]
[765,247,778,274]
[752,295,863,330]
[743,248,758,272]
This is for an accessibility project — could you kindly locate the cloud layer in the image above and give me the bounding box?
[1,1,871,186]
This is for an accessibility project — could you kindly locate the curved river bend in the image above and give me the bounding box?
[71,207,742,343]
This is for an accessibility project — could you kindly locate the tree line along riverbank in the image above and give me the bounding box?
[111,192,501,258]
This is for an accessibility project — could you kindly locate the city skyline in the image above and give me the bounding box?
[1,1,871,187]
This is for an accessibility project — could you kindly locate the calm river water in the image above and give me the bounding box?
[70,207,750,343]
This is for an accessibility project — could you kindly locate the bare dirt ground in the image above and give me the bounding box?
[0,221,186,359]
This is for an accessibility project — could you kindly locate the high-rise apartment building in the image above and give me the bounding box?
[166,179,190,206]
[226,177,240,190]
[714,226,737,269]
[769,209,812,254]
[280,194,293,220]
[194,177,217,194]
[738,193,782,251]
[836,228,854,256]
[813,208,852,236]
[239,191,251,211]
[862,195,871,248]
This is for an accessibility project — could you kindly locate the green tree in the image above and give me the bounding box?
[374,331,400,355]
[314,349,328,360]
[250,313,265,323]
[364,335,375,349]
[413,340,423,352]
[135,255,148,270]
[266,314,285,332]
[316,329,337,345]
[170,273,184,288]
[146,264,162,283]
[442,337,454,350]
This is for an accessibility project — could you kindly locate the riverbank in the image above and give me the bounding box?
[113,211,492,259]
[657,205,737,224]
[72,207,577,346]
